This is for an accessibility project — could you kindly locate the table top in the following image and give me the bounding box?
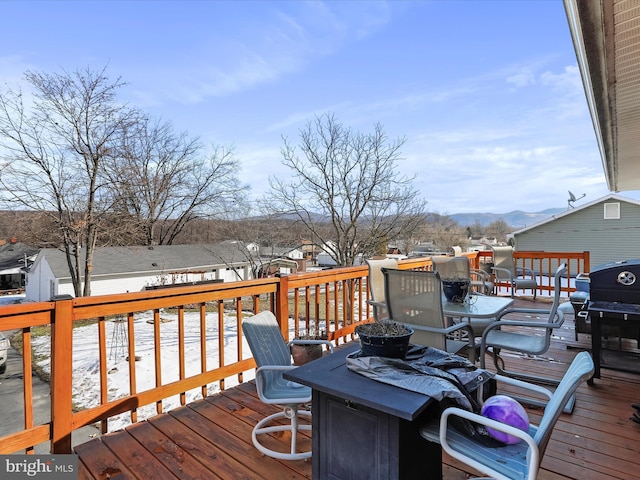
[284,344,433,421]
[443,294,514,319]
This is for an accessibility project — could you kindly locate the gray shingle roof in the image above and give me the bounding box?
[37,243,251,279]
[0,241,38,271]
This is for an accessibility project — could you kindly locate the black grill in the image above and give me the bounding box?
[589,259,640,304]
[586,260,640,380]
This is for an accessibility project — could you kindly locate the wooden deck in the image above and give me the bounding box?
[74,298,640,480]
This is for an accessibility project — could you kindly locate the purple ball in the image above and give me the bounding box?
[481,395,529,444]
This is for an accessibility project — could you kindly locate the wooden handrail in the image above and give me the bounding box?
[0,250,590,454]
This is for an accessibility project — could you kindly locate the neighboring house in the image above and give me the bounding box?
[386,247,407,260]
[26,243,253,302]
[300,239,320,262]
[407,243,447,258]
[255,258,299,278]
[0,238,38,291]
[255,245,306,276]
[512,194,640,271]
[316,241,362,267]
[260,246,304,260]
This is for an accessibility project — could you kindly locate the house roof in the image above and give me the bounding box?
[564,1,640,191]
[37,243,251,279]
[0,241,38,271]
[512,193,640,234]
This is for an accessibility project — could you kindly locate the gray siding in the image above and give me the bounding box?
[514,198,640,270]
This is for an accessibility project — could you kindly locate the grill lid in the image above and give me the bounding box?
[589,259,640,304]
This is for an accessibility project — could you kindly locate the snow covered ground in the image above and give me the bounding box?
[14,300,259,432]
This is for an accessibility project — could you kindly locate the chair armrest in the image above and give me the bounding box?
[256,364,297,374]
[497,307,552,317]
[366,299,387,309]
[491,266,514,280]
[492,374,553,401]
[481,312,564,339]
[402,320,471,336]
[494,309,564,327]
[366,299,388,315]
[516,266,536,278]
[470,268,490,280]
[366,299,390,322]
[439,407,539,480]
[470,268,494,295]
[288,339,335,353]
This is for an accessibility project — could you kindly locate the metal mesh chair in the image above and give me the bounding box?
[491,246,538,299]
[434,254,494,295]
[479,264,576,411]
[242,311,331,460]
[432,255,470,281]
[382,268,473,357]
[420,351,594,480]
[365,257,398,322]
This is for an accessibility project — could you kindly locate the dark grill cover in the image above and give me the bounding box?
[589,259,640,304]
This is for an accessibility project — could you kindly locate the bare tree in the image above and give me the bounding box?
[485,219,513,243]
[266,113,426,267]
[420,213,468,252]
[0,66,138,297]
[104,117,247,246]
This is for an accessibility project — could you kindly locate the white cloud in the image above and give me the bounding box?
[506,71,536,87]
[540,65,583,91]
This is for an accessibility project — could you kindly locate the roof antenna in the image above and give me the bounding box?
[567,190,586,209]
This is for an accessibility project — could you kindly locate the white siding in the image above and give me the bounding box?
[25,256,56,302]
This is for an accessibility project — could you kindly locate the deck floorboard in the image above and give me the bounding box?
[74,298,640,480]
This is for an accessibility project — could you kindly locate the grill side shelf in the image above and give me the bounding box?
[588,301,640,318]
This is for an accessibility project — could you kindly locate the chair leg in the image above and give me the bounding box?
[251,407,312,461]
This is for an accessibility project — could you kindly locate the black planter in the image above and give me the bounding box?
[442,280,470,303]
[355,324,414,359]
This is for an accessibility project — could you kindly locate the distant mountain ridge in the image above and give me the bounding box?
[254,208,566,230]
[450,208,565,229]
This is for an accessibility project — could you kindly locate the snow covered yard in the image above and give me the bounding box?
[30,308,258,432]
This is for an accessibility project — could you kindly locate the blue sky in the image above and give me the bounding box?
[2,0,634,214]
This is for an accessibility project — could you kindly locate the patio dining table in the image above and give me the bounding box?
[442,293,514,321]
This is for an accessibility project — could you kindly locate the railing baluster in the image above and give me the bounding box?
[200,303,207,398]
[217,299,225,389]
[178,306,186,405]
[153,308,162,414]
[127,311,138,424]
[22,327,34,454]
[98,316,108,433]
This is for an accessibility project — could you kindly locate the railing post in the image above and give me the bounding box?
[50,295,74,453]
[276,274,290,341]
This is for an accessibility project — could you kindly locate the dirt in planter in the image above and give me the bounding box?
[357,322,412,336]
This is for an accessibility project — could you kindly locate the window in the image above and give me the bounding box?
[604,202,620,219]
